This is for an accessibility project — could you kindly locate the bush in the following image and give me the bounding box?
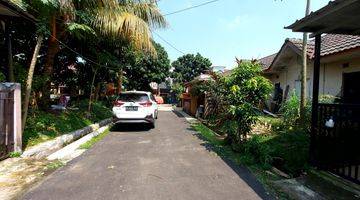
[267,129,310,175]
[240,135,273,168]
[207,61,273,144]
[280,92,311,130]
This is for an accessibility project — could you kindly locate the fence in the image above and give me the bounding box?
[0,83,22,160]
[313,103,360,184]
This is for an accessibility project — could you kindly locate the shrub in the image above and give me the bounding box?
[224,61,273,143]
[240,135,273,168]
[280,92,311,129]
[267,128,310,175]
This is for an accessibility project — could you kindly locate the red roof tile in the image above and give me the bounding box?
[289,34,360,58]
[260,34,360,71]
[258,53,277,70]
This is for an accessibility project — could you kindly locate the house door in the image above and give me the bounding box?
[343,72,360,103]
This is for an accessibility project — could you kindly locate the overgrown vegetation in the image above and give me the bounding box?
[191,122,293,199]
[79,128,110,149]
[23,100,111,148]
[204,61,273,144]
[199,68,310,177]
[280,92,311,130]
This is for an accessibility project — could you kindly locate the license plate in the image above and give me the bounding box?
[126,106,138,111]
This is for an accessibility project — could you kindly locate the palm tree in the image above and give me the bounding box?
[21,0,166,130]
[39,0,167,107]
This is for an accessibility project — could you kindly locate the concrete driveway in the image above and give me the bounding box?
[21,110,271,200]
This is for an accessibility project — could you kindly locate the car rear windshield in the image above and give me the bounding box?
[118,93,149,102]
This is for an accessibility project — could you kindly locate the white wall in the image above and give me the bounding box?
[269,56,360,99]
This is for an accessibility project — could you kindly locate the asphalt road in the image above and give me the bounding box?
[21,110,271,200]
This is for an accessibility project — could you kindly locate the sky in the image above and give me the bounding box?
[153,0,330,69]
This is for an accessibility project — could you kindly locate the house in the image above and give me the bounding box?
[286,0,360,184]
[261,34,360,106]
[181,74,212,116]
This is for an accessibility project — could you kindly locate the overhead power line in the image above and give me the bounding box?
[152,31,185,55]
[164,0,221,16]
[47,34,122,71]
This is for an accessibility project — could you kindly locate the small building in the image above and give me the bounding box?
[181,74,212,116]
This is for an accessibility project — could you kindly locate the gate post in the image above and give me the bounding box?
[0,83,22,153]
[13,83,22,152]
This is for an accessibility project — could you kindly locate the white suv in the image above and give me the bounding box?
[112,91,158,128]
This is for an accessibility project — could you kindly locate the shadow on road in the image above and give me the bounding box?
[186,127,274,200]
[110,123,152,132]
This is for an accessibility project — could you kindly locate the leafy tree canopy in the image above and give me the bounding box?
[124,42,171,90]
[171,53,212,83]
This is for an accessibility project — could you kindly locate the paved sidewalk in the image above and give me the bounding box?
[21,110,271,200]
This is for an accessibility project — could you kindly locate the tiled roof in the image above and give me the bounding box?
[258,53,277,70]
[288,34,360,58]
[261,34,360,72]
[320,34,360,56]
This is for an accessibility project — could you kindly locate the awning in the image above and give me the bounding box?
[286,0,360,36]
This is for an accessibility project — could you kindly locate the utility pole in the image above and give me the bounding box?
[300,0,311,121]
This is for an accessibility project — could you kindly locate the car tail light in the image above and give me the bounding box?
[113,100,124,107]
[139,101,152,107]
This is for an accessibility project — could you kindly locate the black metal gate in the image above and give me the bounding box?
[312,103,360,184]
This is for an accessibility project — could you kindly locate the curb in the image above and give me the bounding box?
[173,108,199,124]
[47,125,110,161]
[22,118,112,159]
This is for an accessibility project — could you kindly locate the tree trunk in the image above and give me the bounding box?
[88,67,99,113]
[4,20,14,82]
[22,35,44,131]
[41,15,60,108]
[117,69,123,94]
[95,82,101,101]
[300,0,311,121]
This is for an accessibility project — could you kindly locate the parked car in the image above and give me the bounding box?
[112,91,158,128]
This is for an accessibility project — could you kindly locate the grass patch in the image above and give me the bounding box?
[45,160,65,170]
[192,123,224,146]
[8,151,21,158]
[24,100,112,148]
[79,128,110,149]
[191,120,309,199]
